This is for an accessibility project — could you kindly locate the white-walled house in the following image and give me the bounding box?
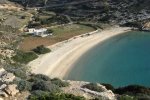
[28,28,52,37]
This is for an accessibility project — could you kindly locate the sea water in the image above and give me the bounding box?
[65,31,150,87]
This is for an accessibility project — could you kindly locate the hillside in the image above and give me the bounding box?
[0,0,150,100]
[9,0,150,26]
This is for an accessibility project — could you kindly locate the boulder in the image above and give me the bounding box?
[0,98,3,100]
[142,21,150,31]
[0,68,5,77]
[4,84,19,96]
[1,72,15,83]
[0,84,7,90]
[0,90,8,97]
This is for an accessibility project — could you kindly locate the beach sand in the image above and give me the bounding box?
[28,26,131,79]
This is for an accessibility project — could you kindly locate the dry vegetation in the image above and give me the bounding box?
[19,24,95,51]
[0,10,31,29]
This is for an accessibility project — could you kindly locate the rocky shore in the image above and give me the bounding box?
[0,68,116,100]
[0,68,19,99]
[62,80,116,100]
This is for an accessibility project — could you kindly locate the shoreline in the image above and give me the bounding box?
[28,26,131,79]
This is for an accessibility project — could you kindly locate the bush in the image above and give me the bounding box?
[13,69,27,79]
[28,74,51,82]
[28,91,85,100]
[5,63,28,79]
[40,19,49,25]
[114,85,150,95]
[32,45,51,54]
[121,22,141,29]
[28,90,49,100]
[51,78,69,87]
[17,80,32,91]
[31,80,60,93]
[28,22,41,28]
[101,83,114,91]
[20,16,26,19]
[59,93,85,100]
[117,95,136,100]
[77,23,98,30]
[12,51,38,64]
[82,83,105,92]
[47,29,53,33]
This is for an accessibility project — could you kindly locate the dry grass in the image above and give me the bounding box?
[19,24,95,51]
[0,9,31,29]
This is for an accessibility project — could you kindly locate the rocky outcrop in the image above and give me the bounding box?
[0,0,23,11]
[4,84,19,96]
[142,21,150,31]
[0,68,19,98]
[0,49,14,58]
[0,90,8,98]
[62,80,116,100]
[0,98,3,100]
[0,42,7,48]
[0,84,7,90]
[0,69,15,83]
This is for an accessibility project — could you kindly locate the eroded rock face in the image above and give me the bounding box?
[0,68,19,98]
[4,84,19,96]
[143,21,150,31]
[0,90,8,97]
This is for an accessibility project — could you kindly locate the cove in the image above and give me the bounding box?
[64,31,150,87]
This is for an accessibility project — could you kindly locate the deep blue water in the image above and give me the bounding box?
[64,31,150,87]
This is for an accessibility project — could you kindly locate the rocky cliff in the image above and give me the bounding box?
[0,68,116,100]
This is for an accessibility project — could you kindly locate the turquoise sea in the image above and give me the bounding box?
[64,31,150,87]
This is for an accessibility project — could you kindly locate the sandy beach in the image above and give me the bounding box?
[28,26,131,79]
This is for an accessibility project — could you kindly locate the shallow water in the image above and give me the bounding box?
[64,31,150,87]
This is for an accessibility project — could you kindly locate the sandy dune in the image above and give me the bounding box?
[28,27,131,79]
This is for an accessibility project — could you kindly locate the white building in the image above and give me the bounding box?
[28,28,52,37]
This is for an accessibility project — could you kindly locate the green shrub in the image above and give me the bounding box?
[20,16,26,19]
[17,80,32,91]
[29,74,51,82]
[28,91,85,100]
[32,45,51,54]
[101,83,114,91]
[92,98,103,100]
[114,85,150,95]
[31,80,60,93]
[40,19,49,25]
[28,90,49,100]
[121,22,141,29]
[12,51,38,64]
[82,83,105,92]
[59,93,85,100]
[117,95,136,100]
[28,22,41,28]
[47,29,53,33]
[51,78,69,87]
[5,63,28,79]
